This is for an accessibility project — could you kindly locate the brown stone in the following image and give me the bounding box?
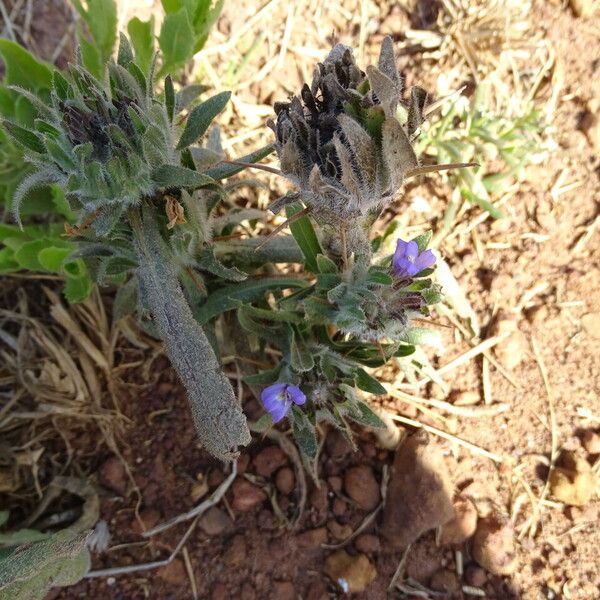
[199,506,233,536]
[270,581,295,600]
[131,508,160,534]
[327,520,353,540]
[465,564,487,587]
[253,446,287,477]
[354,533,381,554]
[344,465,380,511]
[157,558,186,584]
[324,550,377,593]
[275,467,295,495]
[430,568,460,593]
[231,479,267,511]
[582,429,600,454]
[223,534,247,567]
[99,456,127,495]
[296,527,328,548]
[381,432,455,549]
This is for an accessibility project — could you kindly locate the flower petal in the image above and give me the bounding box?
[260,383,287,406]
[270,399,292,423]
[394,239,409,258]
[414,249,436,271]
[287,384,307,405]
[405,240,419,259]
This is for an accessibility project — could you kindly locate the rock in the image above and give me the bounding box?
[439,498,478,545]
[328,476,343,492]
[327,520,353,540]
[253,446,287,477]
[464,564,487,587]
[99,456,127,495]
[430,568,460,593]
[581,313,600,339]
[324,550,377,593]
[354,533,381,554]
[231,479,267,511]
[296,527,328,548]
[131,508,160,534]
[344,465,380,511]
[275,467,295,495]
[550,451,597,506]
[223,534,247,567]
[332,498,347,517]
[326,430,354,459]
[199,507,233,536]
[157,558,186,584]
[381,432,455,549]
[472,516,518,575]
[271,581,295,600]
[570,0,600,17]
[582,430,600,454]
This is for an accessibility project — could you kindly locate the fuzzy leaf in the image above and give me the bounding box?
[72,0,118,67]
[205,144,275,180]
[316,253,338,274]
[0,40,52,91]
[164,75,175,122]
[196,277,308,324]
[151,164,215,188]
[285,202,321,273]
[159,8,195,73]
[3,121,44,153]
[127,17,155,73]
[117,33,134,67]
[291,406,317,458]
[355,368,387,395]
[290,329,315,372]
[176,91,231,150]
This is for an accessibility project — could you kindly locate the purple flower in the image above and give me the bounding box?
[260,383,306,423]
[392,239,436,278]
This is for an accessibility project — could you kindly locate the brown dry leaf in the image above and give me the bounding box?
[165,196,187,229]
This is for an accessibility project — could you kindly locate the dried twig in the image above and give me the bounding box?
[142,463,237,538]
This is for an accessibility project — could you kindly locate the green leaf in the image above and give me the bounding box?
[64,271,93,303]
[113,276,138,320]
[412,230,432,252]
[285,202,322,273]
[461,188,504,219]
[235,303,302,324]
[175,83,209,113]
[37,246,72,271]
[3,121,44,153]
[249,413,273,433]
[176,91,231,150]
[127,17,155,74]
[355,368,387,395]
[243,365,282,385]
[366,268,393,285]
[151,164,215,188]
[161,0,183,13]
[76,35,102,80]
[195,277,308,324]
[159,8,195,73]
[291,406,317,458]
[0,40,52,90]
[290,329,315,372]
[117,32,134,67]
[316,253,338,273]
[72,0,118,63]
[164,75,175,123]
[205,144,275,180]
[338,384,385,428]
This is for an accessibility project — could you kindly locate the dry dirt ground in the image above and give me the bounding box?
[1,0,599,599]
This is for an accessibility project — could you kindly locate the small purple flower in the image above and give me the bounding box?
[260,383,306,423]
[392,239,436,278]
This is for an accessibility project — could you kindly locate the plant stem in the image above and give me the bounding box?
[130,205,251,461]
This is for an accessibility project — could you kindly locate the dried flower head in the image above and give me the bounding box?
[268,36,428,222]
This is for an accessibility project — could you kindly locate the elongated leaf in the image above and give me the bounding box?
[176,91,231,150]
[0,40,52,90]
[3,121,44,153]
[285,202,321,273]
[159,8,195,73]
[151,164,215,188]
[195,277,308,324]
[72,0,117,62]
[127,16,155,73]
[164,75,175,122]
[355,368,386,395]
[205,144,275,180]
[291,406,317,458]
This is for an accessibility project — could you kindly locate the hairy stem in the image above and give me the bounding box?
[130,204,251,461]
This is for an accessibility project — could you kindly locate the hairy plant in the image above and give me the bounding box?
[240,38,448,457]
[1,36,261,461]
